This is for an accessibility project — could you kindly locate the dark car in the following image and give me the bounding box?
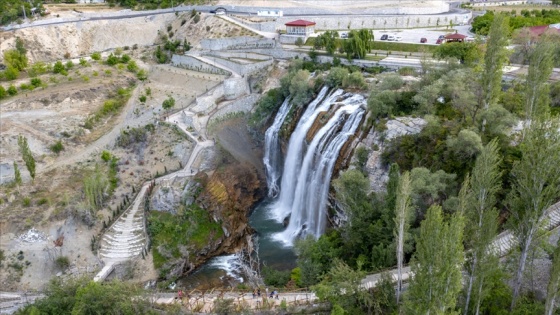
[209,10,216,13]
[380,34,388,40]
[438,35,445,40]
[420,37,427,43]
[436,38,443,44]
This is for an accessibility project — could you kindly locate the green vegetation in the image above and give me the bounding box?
[49,140,64,155]
[91,52,101,61]
[161,96,175,111]
[17,135,35,182]
[54,256,70,270]
[83,165,109,210]
[148,205,223,276]
[116,125,152,148]
[249,88,285,127]
[17,277,156,315]
[83,87,132,129]
[472,10,560,35]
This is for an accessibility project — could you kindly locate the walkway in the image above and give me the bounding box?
[217,15,278,39]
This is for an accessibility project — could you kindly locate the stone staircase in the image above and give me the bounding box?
[94,185,149,282]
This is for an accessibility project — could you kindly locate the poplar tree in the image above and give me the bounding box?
[524,38,555,122]
[386,163,400,214]
[480,14,509,113]
[405,205,464,314]
[508,118,560,309]
[17,135,36,182]
[13,161,22,187]
[394,171,412,305]
[545,238,560,315]
[463,140,502,315]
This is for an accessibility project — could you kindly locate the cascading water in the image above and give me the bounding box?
[265,88,365,245]
[279,102,364,242]
[271,86,337,222]
[263,97,292,197]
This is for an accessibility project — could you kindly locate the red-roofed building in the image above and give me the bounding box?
[285,20,316,36]
[444,33,467,42]
[528,25,560,36]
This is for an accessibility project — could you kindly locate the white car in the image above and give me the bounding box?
[395,36,402,41]
[387,35,396,41]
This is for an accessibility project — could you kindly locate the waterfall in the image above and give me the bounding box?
[270,86,335,222]
[270,89,365,245]
[263,98,292,198]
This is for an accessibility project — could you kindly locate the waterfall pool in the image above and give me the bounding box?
[177,198,296,290]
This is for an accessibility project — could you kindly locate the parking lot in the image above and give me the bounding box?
[336,24,474,46]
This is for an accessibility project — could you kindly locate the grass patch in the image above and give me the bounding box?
[148,204,223,272]
[371,41,437,53]
[83,87,132,130]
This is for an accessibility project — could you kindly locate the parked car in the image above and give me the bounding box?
[436,38,443,44]
[209,10,216,13]
[395,36,402,41]
[340,32,348,39]
[420,37,427,43]
[438,35,445,40]
[380,34,388,40]
[387,35,396,41]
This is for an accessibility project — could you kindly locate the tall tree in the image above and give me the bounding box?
[13,161,22,187]
[394,171,412,305]
[524,38,555,122]
[463,140,502,315]
[17,135,36,182]
[405,205,464,314]
[545,238,560,315]
[507,118,560,309]
[480,14,509,113]
[386,163,400,214]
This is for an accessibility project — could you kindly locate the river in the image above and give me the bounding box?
[177,198,296,290]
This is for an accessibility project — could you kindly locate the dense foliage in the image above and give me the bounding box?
[0,0,44,26]
[472,9,560,35]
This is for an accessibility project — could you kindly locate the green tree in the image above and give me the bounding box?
[53,61,65,74]
[446,129,483,161]
[313,259,373,314]
[289,69,313,107]
[545,238,560,315]
[162,96,175,111]
[295,37,304,47]
[0,85,6,99]
[394,171,412,305]
[344,29,374,60]
[294,233,341,287]
[405,205,464,314]
[463,140,502,315]
[480,14,509,122]
[3,48,28,71]
[524,38,555,121]
[13,161,22,187]
[508,118,560,309]
[17,135,36,182]
[4,66,19,80]
[7,85,17,96]
[326,67,349,88]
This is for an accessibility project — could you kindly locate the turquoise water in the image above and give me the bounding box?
[178,198,296,290]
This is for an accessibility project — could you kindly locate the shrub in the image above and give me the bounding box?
[126,60,138,72]
[139,95,147,103]
[50,140,64,154]
[0,86,7,99]
[7,85,17,96]
[30,78,42,87]
[106,54,119,66]
[64,52,71,59]
[79,58,89,67]
[101,150,112,162]
[136,69,147,81]
[91,52,101,60]
[22,197,31,207]
[193,14,200,23]
[4,66,19,80]
[54,256,70,270]
[92,71,99,77]
[262,266,291,287]
[120,54,131,63]
[53,61,65,74]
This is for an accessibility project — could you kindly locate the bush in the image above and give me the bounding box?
[22,197,31,207]
[30,78,42,87]
[4,66,19,80]
[91,52,101,60]
[106,53,119,66]
[262,266,291,287]
[139,95,147,103]
[193,14,200,23]
[65,61,74,70]
[79,58,89,67]
[136,69,147,81]
[53,61,65,74]
[50,140,64,154]
[120,54,131,63]
[101,150,112,162]
[54,256,70,270]
[127,60,138,72]
[7,85,17,96]
[0,86,6,99]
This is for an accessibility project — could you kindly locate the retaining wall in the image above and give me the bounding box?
[200,36,277,51]
[208,94,261,125]
[171,55,231,75]
[203,55,274,76]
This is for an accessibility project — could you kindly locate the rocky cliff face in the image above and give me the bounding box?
[197,162,264,255]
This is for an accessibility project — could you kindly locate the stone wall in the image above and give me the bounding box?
[205,51,272,61]
[223,77,250,100]
[279,34,306,44]
[208,94,261,125]
[200,36,276,51]
[171,55,231,75]
[203,55,274,76]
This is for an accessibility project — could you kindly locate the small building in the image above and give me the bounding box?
[528,25,560,36]
[444,33,467,43]
[285,20,316,36]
